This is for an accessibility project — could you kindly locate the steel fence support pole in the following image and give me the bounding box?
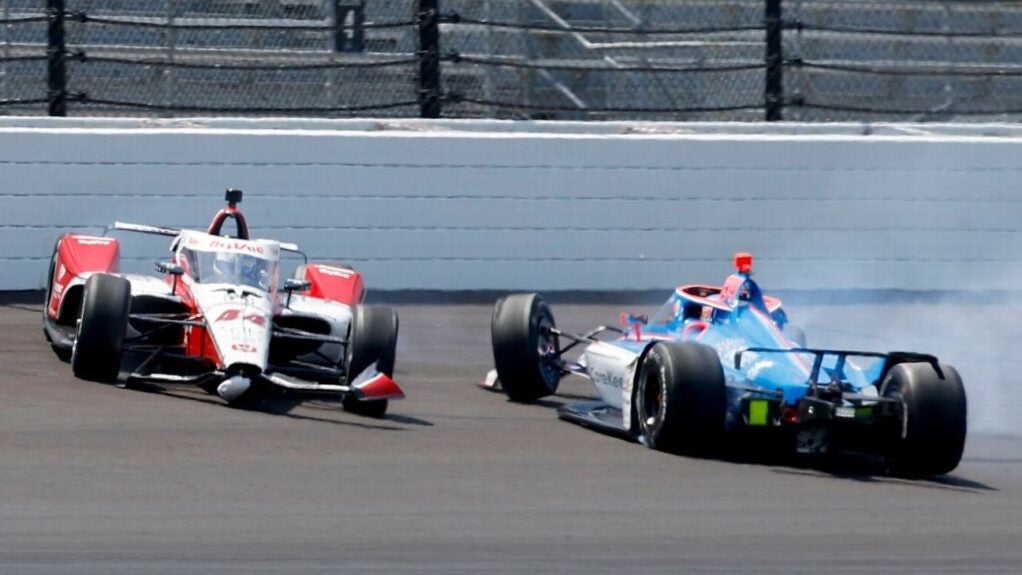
[334,0,366,52]
[352,1,365,52]
[764,0,783,121]
[417,0,441,118]
[46,0,67,116]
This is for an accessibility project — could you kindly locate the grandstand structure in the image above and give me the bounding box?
[2,0,1022,121]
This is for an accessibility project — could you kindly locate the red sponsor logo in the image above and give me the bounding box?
[231,343,257,353]
[316,265,353,278]
[73,235,115,246]
[207,239,265,254]
[215,309,267,326]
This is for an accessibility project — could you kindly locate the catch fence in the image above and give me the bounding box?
[1,0,1022,121]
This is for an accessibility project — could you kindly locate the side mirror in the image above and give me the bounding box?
[155,261,184,295]
[155,261,184,276]
[283,278,311,292]
[282,278,311,308]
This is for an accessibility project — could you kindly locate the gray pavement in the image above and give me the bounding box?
[2,295,1021,574]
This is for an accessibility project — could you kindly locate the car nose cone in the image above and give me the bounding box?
[217,374,251,402]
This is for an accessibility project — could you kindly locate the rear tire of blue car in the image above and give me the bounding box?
[491,293,561,402]
[881,362,967,477]
[71,273,130,383]
[635,342,727,455]
[343,304,398,419]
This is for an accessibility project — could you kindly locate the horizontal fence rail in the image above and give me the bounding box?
[3,0,1022,121]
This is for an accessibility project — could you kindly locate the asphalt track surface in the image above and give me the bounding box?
[2,292,1022,574]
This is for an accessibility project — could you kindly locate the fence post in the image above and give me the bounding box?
[417,0,441,118]
[764,0,783,121]
[333,0,366,52]
[352,1,365,52]
[46,0,67,116]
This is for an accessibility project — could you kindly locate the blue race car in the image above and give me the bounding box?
[485,253,967,477]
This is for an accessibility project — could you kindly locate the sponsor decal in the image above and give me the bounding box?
[835,406,856,419]
[231,343,258,353]
[590,368,625,390]
[207,239,265,254]
[74,237,115,246]
[215,309,267,326]
[316,266,353,278]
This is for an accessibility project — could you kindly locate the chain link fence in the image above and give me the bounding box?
[62,0,419,116]
[786,0,1022,121]
[0,1,49,113]
[440,0,766,120]
[5,1,1022,121]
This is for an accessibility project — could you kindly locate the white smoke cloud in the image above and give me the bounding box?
[789,298,1022,437]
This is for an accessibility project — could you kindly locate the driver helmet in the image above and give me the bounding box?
[240,255,265,283]
[738,281,751,302]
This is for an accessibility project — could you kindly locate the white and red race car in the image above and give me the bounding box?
[42,189,403,417]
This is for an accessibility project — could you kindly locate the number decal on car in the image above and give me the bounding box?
[215,309,267,326]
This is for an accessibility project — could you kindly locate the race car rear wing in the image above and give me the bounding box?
[110,221,305,256]
[734,347,943,389]
[112,221,179,237]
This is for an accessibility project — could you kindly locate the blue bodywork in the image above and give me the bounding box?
[602,271,886,430]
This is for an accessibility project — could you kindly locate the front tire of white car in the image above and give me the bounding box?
[635,342,727,455]
[343,304,399,418]
[71,273,131,383]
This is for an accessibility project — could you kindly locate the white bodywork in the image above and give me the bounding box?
[286,293,354,339]
[579,342,642,429]
[51,218,404,406]
[192,283,275,370]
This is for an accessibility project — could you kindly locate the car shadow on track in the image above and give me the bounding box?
[511,386,996,492]
[114,351,433,429]
[120,380,425,431]
[769,466,995,492]
[708,440,997,492]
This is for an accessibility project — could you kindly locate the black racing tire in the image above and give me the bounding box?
[490,293,561,403]
[881,362,967,477]
[635,341,727,455]
[71,273,131,383]
[343,304,399,418]
[341,394,389,418]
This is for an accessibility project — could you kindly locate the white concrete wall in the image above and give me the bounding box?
[2,118,1019,291]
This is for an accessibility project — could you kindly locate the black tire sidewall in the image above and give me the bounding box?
[346,304,399,379]
[71,273,130,382]
[636,344,672,442]
[881,362,967,476]
[636,342,727,454]
[490,293,560,402]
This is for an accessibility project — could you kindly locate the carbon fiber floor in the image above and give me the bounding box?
[2,293,1021,574]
